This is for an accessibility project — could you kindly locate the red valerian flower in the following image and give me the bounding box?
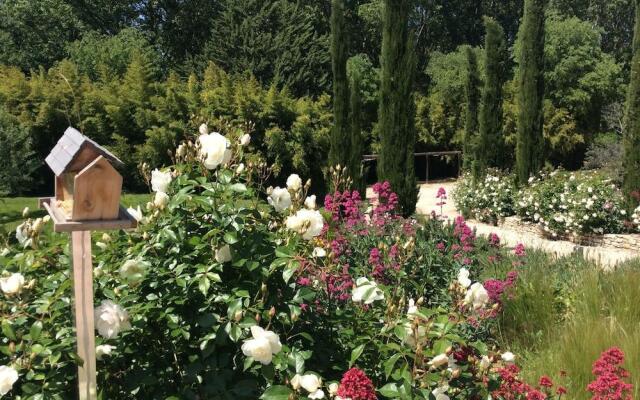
[587,347,633,400]
[336,368,377,400]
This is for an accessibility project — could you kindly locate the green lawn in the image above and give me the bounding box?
[0,194,151,232]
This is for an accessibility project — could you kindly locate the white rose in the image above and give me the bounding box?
[15,222,30,248]
[286,174,302,191]
[241,325,282,365]
[457,268,471,288]
[351,277,384,304]
[501,351,516,363]
[96,344,115,360]
[291,374,302,390]
[236,163,245,174]
[94,300,131,339]
[312,247,326,258]
[299,374,322,393]
[153,191,170,208]
[480,355,491,370]
[309,389,326,399]
[199,132,232,170]
[199,123,209,135]
[0,273,25,296]
[151,169,172,193]
[268,187,292,213]
[464,282,489,310]
[304,195,317,210]
[215,245,232,263]
[328,382,339,395]
[239,133,251,146]
[0,365,18,396]
[120,259,149,284]
[406,298,418,318]
[428,353,449,368]
[96,241,108,250]
[432,386,450,400]
[127,206,144,223]
[286,209,324,240]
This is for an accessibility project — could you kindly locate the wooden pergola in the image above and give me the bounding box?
[363,151,463,183]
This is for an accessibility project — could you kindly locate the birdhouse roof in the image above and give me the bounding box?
[45,127,124,176]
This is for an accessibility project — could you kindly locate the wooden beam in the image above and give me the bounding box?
[39,198,137,232]
[71,231,97,400]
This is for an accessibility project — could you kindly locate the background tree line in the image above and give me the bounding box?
[0,0,634,196]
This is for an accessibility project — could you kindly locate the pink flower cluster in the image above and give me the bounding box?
[371,181,399,226]
[514,243,526,257]
[323,270,354,302]
[325,190,364,228]
[493,364,566,399]
[484,271,518,305]
[336,368,377,400]
[369,245,400,283]
[451,217,476,265]
[587,347,633,400]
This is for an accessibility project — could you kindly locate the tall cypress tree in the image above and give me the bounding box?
[378,0,417,216]
[463,46,481,176]
[478,17,507,173]
[515,0,548,185]
[349,70,365,194]
[624,0,640,209]
[329,0,351,168]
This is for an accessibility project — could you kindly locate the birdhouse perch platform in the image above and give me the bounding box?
[38,197,137,232]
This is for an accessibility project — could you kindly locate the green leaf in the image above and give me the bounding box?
[282,261,300,283]
[230,183,247,192]
[1,320,16,341]
[224,231,239,244]
[379,383,401,398]
[384,353,402,379]
[30,321,43,340]
[260,385,292,400]
[349,344,365,367]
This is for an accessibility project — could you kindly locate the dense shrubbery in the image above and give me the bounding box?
[6,123,622,399]
[0,60,331,194]
[454,170,633,236]
[453,171,516,224]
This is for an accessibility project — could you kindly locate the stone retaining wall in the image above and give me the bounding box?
[498,217,640,252]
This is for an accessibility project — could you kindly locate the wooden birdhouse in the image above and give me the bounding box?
[40,127,137,232]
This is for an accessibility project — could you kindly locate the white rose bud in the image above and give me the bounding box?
[96,344,115,360]
[0,365,19,396]
[239,133,251,146]
[22,207,29,217]
[215,245,232,263]
[501,351,516,364]
[0,273,25,296]
[286,174,302,191]
[304,195,317,210]
[119,259,149,285]
[199,123,209,135]
[153,192,170,209]
[236,163,245,174]
[428,353,449,368]
[328,382,339,395]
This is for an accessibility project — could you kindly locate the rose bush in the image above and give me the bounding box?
[1,121,630,399]
[453,171,516,225]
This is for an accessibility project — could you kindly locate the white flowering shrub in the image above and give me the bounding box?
[516,170,626,236]
[633,206,640,232]
[453,171,516,224]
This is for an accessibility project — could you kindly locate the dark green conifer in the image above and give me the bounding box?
[463,46,481,176]
[329,0,351,167]
[515,0,548,185]
[378,0,417,216]
[624,0,640,210]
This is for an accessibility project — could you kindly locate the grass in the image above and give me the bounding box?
[494,250,640,399]
[0,194,151,232]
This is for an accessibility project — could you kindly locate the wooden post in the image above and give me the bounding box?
[71,231,97,400]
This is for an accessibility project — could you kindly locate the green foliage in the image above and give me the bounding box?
[0,0,83,71]
[0,112,38,197]
[419,47,484,151]
[378,0,417,216]
[624,0,640,210]
[463,46,481,175]
[329,0,351,168]
[0,60,332,195]
[66,28,161,81]
[515,0,548,185]
[477,17,508,173]
[203,0,330,97]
